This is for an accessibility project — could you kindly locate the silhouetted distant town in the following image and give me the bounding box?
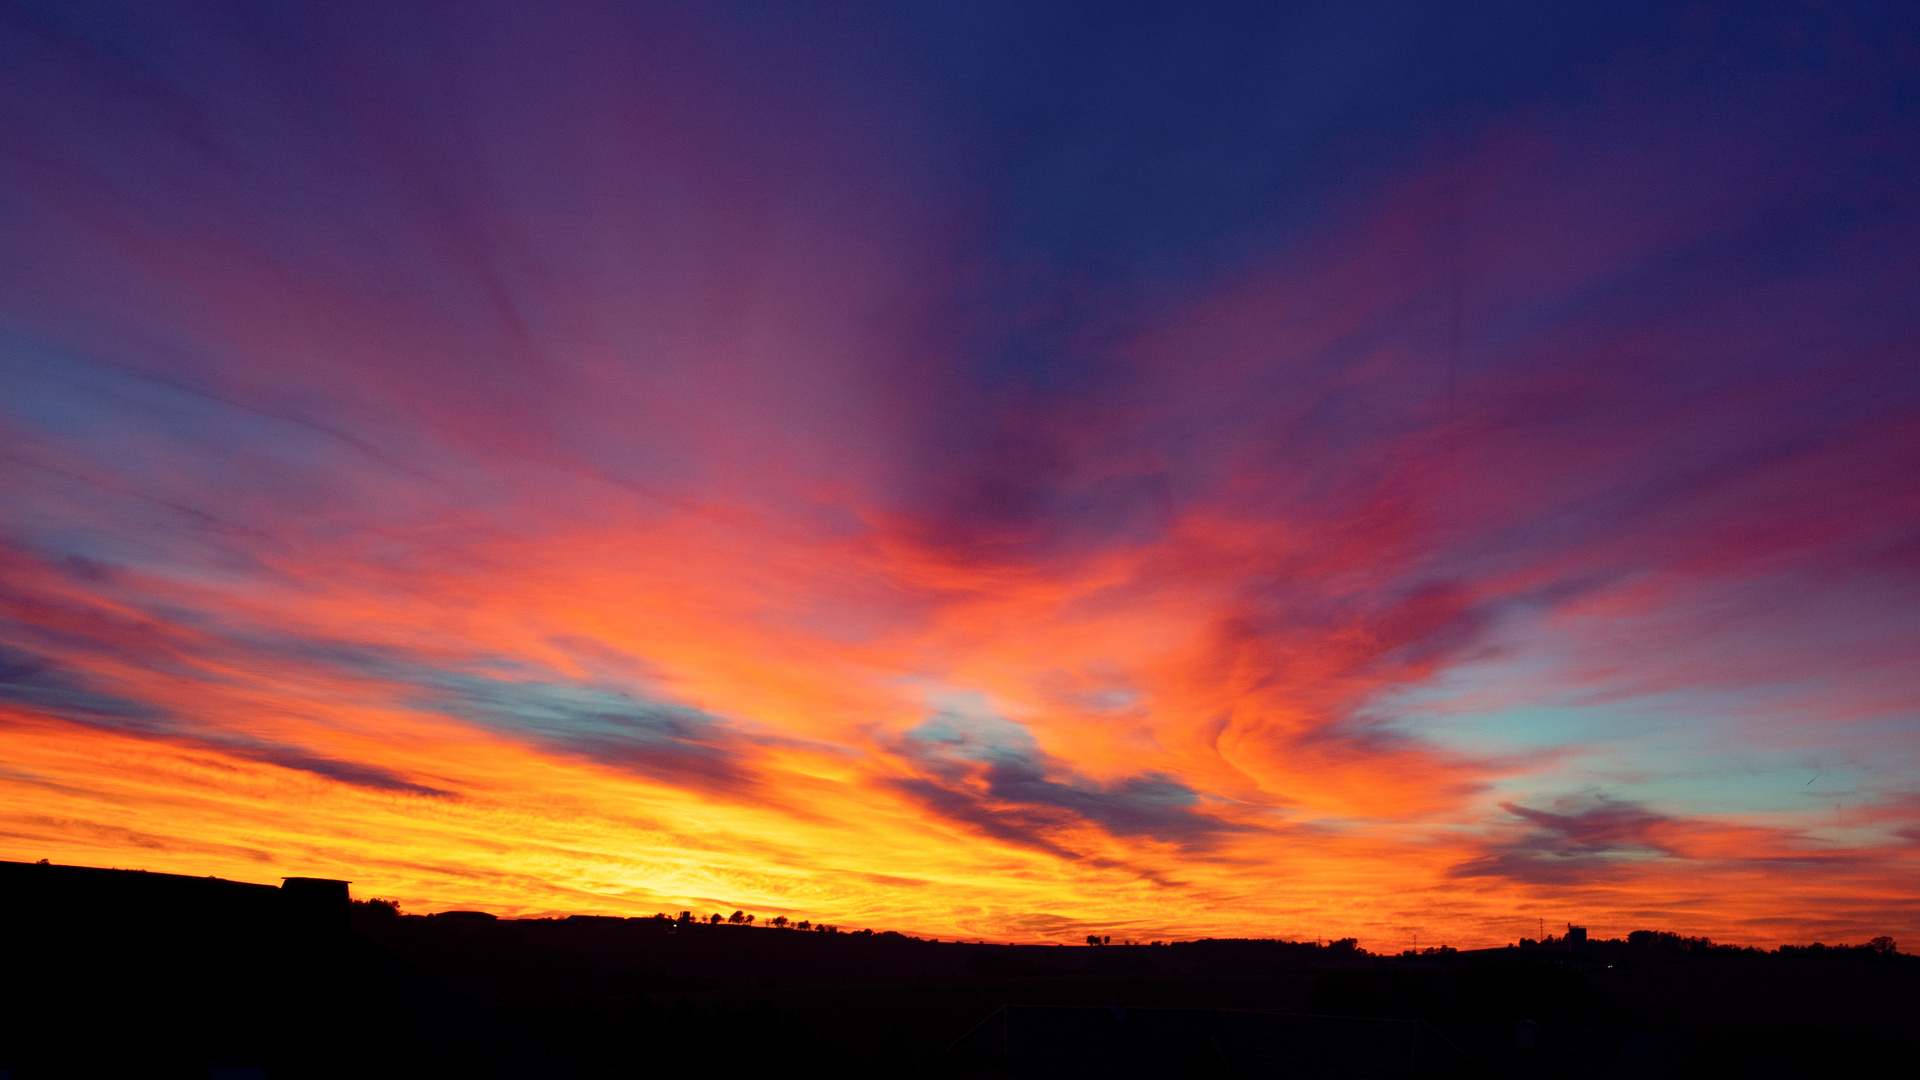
[1,859,1912,1078]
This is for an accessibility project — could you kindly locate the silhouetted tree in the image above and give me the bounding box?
[729,910,746,924]
[709,913,723,925]
[770,915,788,928]
[1871,936,1897,955]
[796,920,811,930]
[1086,935,1103,946]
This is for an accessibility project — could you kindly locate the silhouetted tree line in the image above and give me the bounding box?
[347,906,1913,1078]
[354,894,1900,967]
[1776,936,1900,959]
[644,908,849,934]
[1510,928,1904,960]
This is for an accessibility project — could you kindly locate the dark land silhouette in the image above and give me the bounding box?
[2,860,1914,1078]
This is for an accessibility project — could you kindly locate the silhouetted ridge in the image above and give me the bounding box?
[2,860,1914,1078]
[0,860,534,1079]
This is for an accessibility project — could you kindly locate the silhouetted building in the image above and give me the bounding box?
[0,861,443,1077]
[0,860,348,933]
[949,1005,1482,1079]
[282,876,351,929]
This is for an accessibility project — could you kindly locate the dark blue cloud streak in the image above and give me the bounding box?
[889,711,1243,856]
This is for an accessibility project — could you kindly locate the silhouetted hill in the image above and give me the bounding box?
[2,860,1914,1078]
[0,861,556,1079]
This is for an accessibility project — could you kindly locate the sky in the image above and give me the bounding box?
[2,0,1917,950]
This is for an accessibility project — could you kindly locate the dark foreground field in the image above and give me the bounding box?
[2,860,1913,1078]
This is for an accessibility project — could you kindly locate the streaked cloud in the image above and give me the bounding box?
[0,0,1914,948]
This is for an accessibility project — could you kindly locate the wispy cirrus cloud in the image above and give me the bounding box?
[0,0,1915,947]
[0,645,453,798]
[1452,797,1681,885]
[888,709,1244,858]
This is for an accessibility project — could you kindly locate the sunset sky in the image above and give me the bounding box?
[2,1,1917,950]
